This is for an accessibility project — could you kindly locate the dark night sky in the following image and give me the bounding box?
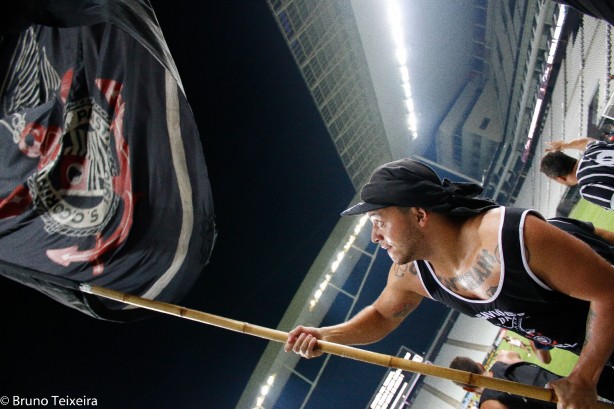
[1,1,359,408]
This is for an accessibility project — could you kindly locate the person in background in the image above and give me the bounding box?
[450,352,560,409]
[530,340,553,365]
[540,137,614,211]
[503,335,531,352]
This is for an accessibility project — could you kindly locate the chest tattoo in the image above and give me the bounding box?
[395,263,417,278]
[438,249,499,294]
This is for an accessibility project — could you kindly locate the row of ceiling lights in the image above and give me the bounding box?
[255,215,369,408]
[309,214,369,311]
[387,0,418,140]
[253,374,276,409]
[524,5,567,152]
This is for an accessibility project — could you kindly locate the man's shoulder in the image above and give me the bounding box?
[481,206,544,224]
[476,206,503,226]
[479,397,510,409]
[584,139,614,155]
[495,350,522,364]
[479,390,508,408]
[586,139,608,148]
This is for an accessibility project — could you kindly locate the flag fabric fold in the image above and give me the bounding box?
[0,0,216,321]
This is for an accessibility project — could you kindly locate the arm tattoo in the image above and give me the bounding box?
[584,308,596,346]
[392,303,415,318]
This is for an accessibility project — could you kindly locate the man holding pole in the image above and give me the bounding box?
[285,158,614,409]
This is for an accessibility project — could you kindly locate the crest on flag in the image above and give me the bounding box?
[0,0,216,321]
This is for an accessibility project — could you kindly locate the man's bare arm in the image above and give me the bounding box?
[496,350,522,365]
[524,215,614,407]
[285,263,424,358]
[545,137,596,152]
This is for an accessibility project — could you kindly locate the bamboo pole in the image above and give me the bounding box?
[80,284,613,408]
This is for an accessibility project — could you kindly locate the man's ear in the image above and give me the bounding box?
[413,207,428,225]
[555,174,577,186]
[555,175,567,184]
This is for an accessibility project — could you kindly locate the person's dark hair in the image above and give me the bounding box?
[540,151,578,179]
[449,356,484,388]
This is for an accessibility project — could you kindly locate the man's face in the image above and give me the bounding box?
[367,206,424,264]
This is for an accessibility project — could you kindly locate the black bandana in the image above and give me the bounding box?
[341,159,498,216]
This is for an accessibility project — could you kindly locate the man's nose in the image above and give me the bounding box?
[371,228,381,243]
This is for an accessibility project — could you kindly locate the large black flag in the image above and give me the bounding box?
[0,0,216,320]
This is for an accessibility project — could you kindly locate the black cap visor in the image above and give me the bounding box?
[340,201,388,216]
